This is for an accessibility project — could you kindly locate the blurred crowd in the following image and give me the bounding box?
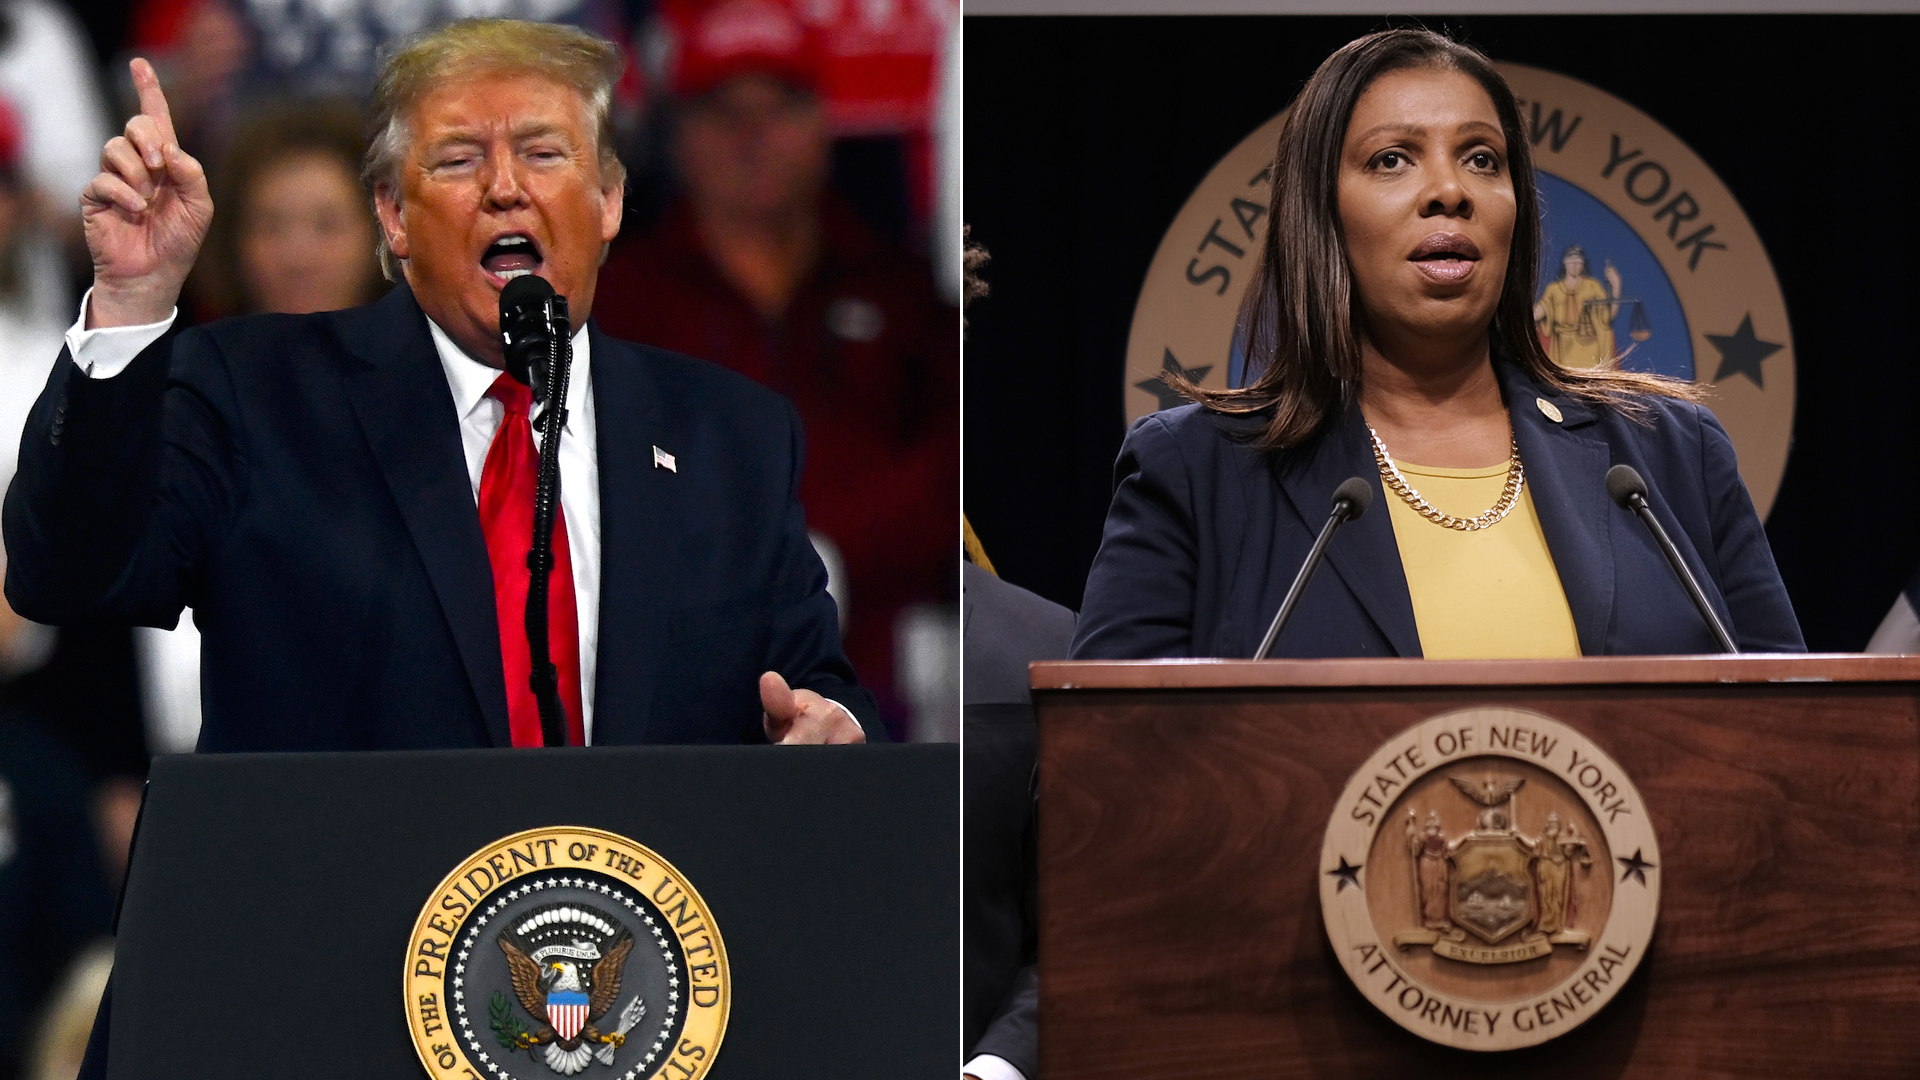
[0,1,958,1076]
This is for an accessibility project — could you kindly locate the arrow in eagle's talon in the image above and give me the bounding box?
[592,995,647,1065]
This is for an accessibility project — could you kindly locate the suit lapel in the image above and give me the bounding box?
[584,324,669,745]
[1500,364,1615,655]
[1273,404,1421,657]
[336,284,512,746]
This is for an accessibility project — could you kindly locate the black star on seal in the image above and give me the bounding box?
[1705,314,1784,389]
[1617,848,1657,886]
[1134,348,1212,412]
[1327,855,1364,893]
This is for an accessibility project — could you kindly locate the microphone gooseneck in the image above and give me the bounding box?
[498,277,576,746]
[1254,477,1373,660]
[1606,464,1738,654]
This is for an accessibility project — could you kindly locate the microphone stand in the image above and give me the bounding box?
[1254,478,1372,660]
[525,295,573,746]
[1607,464,1738,655]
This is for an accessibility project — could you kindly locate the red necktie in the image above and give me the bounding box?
[479,374,584,747]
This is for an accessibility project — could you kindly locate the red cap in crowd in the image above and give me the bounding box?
[656,0,825,99]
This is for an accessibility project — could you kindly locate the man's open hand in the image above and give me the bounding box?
[81,58,213,328]
[760,671,865,744]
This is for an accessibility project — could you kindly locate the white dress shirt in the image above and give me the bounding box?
[62,292,857,743]
[962,1054,1026,1080]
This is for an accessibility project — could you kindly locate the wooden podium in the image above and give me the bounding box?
[1030,655,1920,1079]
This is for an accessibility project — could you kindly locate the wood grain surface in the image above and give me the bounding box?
[1033,660,1920,1078]
[1031,653,1920,690]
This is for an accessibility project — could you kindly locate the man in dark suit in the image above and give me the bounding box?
[4,20,873,750]
[962,558,1075,1080]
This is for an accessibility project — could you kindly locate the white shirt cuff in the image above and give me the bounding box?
[826,698,863,735]
[65,287,177,379]
[963,1054,1027,1080]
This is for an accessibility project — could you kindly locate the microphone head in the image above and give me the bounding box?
[1333,476,1373,518]
[1605,464,1648,508]
[498,273,555,316]
[498,276,558,389]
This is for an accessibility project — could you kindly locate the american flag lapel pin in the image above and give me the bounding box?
[653,445,677,472]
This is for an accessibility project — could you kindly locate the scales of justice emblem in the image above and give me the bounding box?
[1394,777,1594,964]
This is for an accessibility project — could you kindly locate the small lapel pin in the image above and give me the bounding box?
[653,445,676,472]
[1536,397,1563,423]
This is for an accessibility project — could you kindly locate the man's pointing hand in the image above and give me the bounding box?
[81,57,213,329]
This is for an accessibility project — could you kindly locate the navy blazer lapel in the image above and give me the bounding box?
[1273,405,1421,657]
[1500,364,1615,655]
[335,283,512,746]
[584,324,669,745]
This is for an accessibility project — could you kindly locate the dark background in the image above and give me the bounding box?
[962,14,1919,652]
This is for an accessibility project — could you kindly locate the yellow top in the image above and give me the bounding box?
[1381,459,1582,659]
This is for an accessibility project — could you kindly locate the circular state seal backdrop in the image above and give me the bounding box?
[1123,62,1793,517]
[407,826,730,1080]
[1319,708,1659,1050]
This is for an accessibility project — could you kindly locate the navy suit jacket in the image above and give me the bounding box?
[1072,361,1804,660]
[3,282,878,748]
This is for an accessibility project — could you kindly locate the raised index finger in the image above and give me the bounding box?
[129,57,177,147]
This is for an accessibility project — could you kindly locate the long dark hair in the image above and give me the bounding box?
[1176,28,1693,450]
[190,98,386,318]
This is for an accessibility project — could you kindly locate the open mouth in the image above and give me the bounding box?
[481,234,543,282]
[1410,233,1480,282]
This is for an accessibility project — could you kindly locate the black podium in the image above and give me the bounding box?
[104,745,956,1079]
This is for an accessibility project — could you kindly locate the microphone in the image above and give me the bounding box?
[499,274,557,399]
[1606,464,1738,654]
[1254,477,1373,660]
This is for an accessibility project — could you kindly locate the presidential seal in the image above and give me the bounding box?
[407,827,729,1080]
[1319,708,1658,1050]
[1124,62,1792,516]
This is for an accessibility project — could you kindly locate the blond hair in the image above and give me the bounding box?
[364,18,627,280]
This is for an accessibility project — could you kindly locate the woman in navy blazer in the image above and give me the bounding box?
[1072,30,1803,661]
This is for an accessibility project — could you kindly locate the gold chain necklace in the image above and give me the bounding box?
[1368,427,1524,531]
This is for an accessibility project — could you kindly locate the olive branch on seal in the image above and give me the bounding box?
[489,990,529,1050]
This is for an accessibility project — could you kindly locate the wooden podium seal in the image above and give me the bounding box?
[1319,708,1659,1049]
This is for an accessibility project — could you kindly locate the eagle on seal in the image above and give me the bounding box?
[499,930,635,1074]
[1450,775,1527,831]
